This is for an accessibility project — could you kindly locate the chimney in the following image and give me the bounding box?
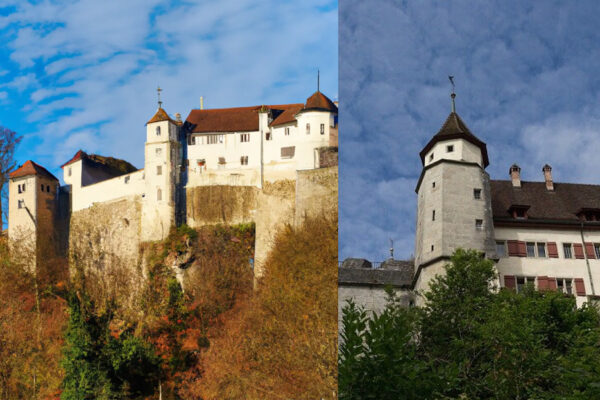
[509,164,521,188]
[200,96,204,110]
[543,164,554,191]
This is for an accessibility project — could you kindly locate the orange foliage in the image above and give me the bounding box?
[185,214,338,400]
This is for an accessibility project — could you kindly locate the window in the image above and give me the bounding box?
[515,209,527,219]
[557,278,573,295]
[218,157,226,168]
[281,146,295,159]
[124,176,130,184]
[156,126,161,136]
[18,183,25,193]
[496,241,506,257]
[285,127,290,136]
[446,145,454,152]
[432,181,436,188]
[157,188,162,201]
[157,166,162,176]
[187,135,195,145]
[563,243,573,259]
[475,219,483,230]
[320,123,325,135]
[431,245,434,251]
[432,210,436,221]
[537,243,546,258]
[18,199,24,209]
[306,123,310,135]
[595,244,600,259]
[156,148,162,156]
[429,153,434,162]
[207,135,224,144]
[68,167,72,177]
[474,188,481,199]
[240,156,248,165]
[526,242,535,257]
[240,133,250,142]
[41,184,44,192]
[266,132,272,140]
[516,276,536,293]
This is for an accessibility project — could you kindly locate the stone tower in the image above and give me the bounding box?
[8,160,60,267]
[141,103,182,241]
[413,101,496,296]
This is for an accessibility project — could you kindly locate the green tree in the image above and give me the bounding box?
[61,292,161,399]
[339,248,600,400]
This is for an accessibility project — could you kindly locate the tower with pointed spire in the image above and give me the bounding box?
[413,90,496,296]
[141,88,182,241]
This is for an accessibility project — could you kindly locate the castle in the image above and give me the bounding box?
[8,89,339,276]
[339,93,600,316]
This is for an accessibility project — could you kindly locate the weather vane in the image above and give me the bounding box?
[448,75,456,112]
[157,85,163,108]
[317,69,320,92]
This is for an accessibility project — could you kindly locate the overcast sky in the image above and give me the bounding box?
[339,0,600,262]
[0,0,337,176]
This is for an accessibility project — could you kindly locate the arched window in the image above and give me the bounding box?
[157,188,162,201]
[156,126,161,136]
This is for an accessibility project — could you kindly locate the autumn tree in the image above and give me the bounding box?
[0,126,23,226]
[193,214,338,399]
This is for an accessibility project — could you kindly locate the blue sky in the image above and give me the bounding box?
[339,0,600,262]
[0,0,337,178]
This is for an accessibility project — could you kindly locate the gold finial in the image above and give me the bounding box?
[157,86,163,109]
[448,75,456,113]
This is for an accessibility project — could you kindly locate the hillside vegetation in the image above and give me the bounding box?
[0,214,337,399]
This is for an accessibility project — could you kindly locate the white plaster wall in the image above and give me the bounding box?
[495,226,600,307]
[8,175,38,242]
[70,170,145,212]
[424,140,483,167]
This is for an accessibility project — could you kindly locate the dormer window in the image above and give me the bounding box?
[576,208,600,221]
[156,126,161,136]
[508,204,530,220]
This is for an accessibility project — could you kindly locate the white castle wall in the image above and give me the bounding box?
[69,170,145,212]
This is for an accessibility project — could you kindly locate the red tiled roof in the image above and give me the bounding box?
[60,149,86,168]
[9,160,58,181]
[304,91,338,112]
[147,107,175,124]
[186,104,304,133]
[270,104,304,127]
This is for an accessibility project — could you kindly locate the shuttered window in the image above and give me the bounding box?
[507,240,526,257]
[504,275,516,289]
[547,242,559,258]
[281,146,295,159]
[574,243,585,259]
[575,278,586,296]
[585,242,596,259]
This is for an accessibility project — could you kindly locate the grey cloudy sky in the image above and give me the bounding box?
[339,0,600,262]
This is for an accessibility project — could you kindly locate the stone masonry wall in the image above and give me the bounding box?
[186,185,259,227]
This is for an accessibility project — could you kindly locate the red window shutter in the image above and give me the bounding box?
[547,277,557,290]
[507,240,519,256]
[585,242,596,259]
[574,243,585,259]
[538,276,548,291]
[547,242,559,258]
[504,275,516,289]
[517,241,527,257]
[575,278,586,296]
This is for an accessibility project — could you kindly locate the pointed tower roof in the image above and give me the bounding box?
[9,160,59,181]
[302,91,338,113]
[147,107,175,125]
[419,111,489,167]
